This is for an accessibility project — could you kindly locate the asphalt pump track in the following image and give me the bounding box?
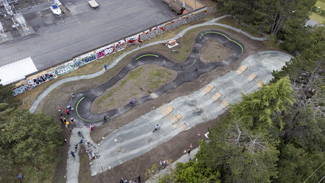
[69,30,245,124]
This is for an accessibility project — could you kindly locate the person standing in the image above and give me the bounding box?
[17,173,23,182]
[66,109,70,115]
[90,124,93,131]
[104,64,107,70]
[60,117,64,125]
[65,120,70,128]
[152,124,159,133]
[71,151,75,158]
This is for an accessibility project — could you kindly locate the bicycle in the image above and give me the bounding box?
[78,131,84,139]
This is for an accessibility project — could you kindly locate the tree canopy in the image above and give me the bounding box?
[0,83,62,182]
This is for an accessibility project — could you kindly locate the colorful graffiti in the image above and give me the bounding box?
[12,7,207,96]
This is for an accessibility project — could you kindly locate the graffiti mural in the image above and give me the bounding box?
[55,64,75,76]
[33,73,56,85]
[12,7,207,96]
[96,45,116,59]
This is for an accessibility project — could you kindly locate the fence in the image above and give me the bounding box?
[12,7,207,96]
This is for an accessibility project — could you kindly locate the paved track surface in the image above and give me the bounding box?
[65,50,292,183]
[71,30,244,123]
[0,0,174,70]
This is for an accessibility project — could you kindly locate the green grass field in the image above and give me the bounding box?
[316,0,325,10]
[310,12,325,23]
[310,0,325,23]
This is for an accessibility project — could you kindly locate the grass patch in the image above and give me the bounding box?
[120,79,127,87]
[148,69,171,89]
[98,67,143,104]
[128,67,143,81]
[122,92,138,102]
[106,99,116,107]
[99,87,120,104]
[310,12,325,23]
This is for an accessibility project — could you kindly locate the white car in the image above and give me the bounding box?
[50,4,62,16]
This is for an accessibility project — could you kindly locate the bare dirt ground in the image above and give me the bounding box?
[200,39,234,63]
[91,65,177,114]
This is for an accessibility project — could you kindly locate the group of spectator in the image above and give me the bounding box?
[120,175,140,183]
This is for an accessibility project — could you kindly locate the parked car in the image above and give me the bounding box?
[50,4,62,16]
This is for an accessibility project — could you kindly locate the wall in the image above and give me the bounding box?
[12,7,207,96]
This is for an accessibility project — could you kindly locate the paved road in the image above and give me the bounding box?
[0,0,174,70]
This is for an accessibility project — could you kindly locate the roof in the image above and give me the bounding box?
[88,0,99,8]
[0,57,38,86]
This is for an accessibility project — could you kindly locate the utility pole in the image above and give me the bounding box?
[194,0,196,10]
[183,0,185,7]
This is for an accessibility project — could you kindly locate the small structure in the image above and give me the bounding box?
[162,105,174,117]
[0,57,37,85]
[0,21,13,44]
[221,101,230,108]
[88,0,99,9]
[203,84,214,94]
[212,92,222,101]
[172,113,182,123]
[166,39,178,48]
[247,73,257,81]
[236,65,247,75]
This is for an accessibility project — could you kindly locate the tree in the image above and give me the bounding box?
[276,143,325,183]
[1,109,62,166]
[232,77,295,132]
[273,26,325,80]
[198,116,279,183]
[214,0,316,38]
[0,147,17,183]
[0,84,13,103]
[175,160,220,182]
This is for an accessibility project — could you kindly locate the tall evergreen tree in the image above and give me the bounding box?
[1,109,62,166]
[232,77,295,131]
